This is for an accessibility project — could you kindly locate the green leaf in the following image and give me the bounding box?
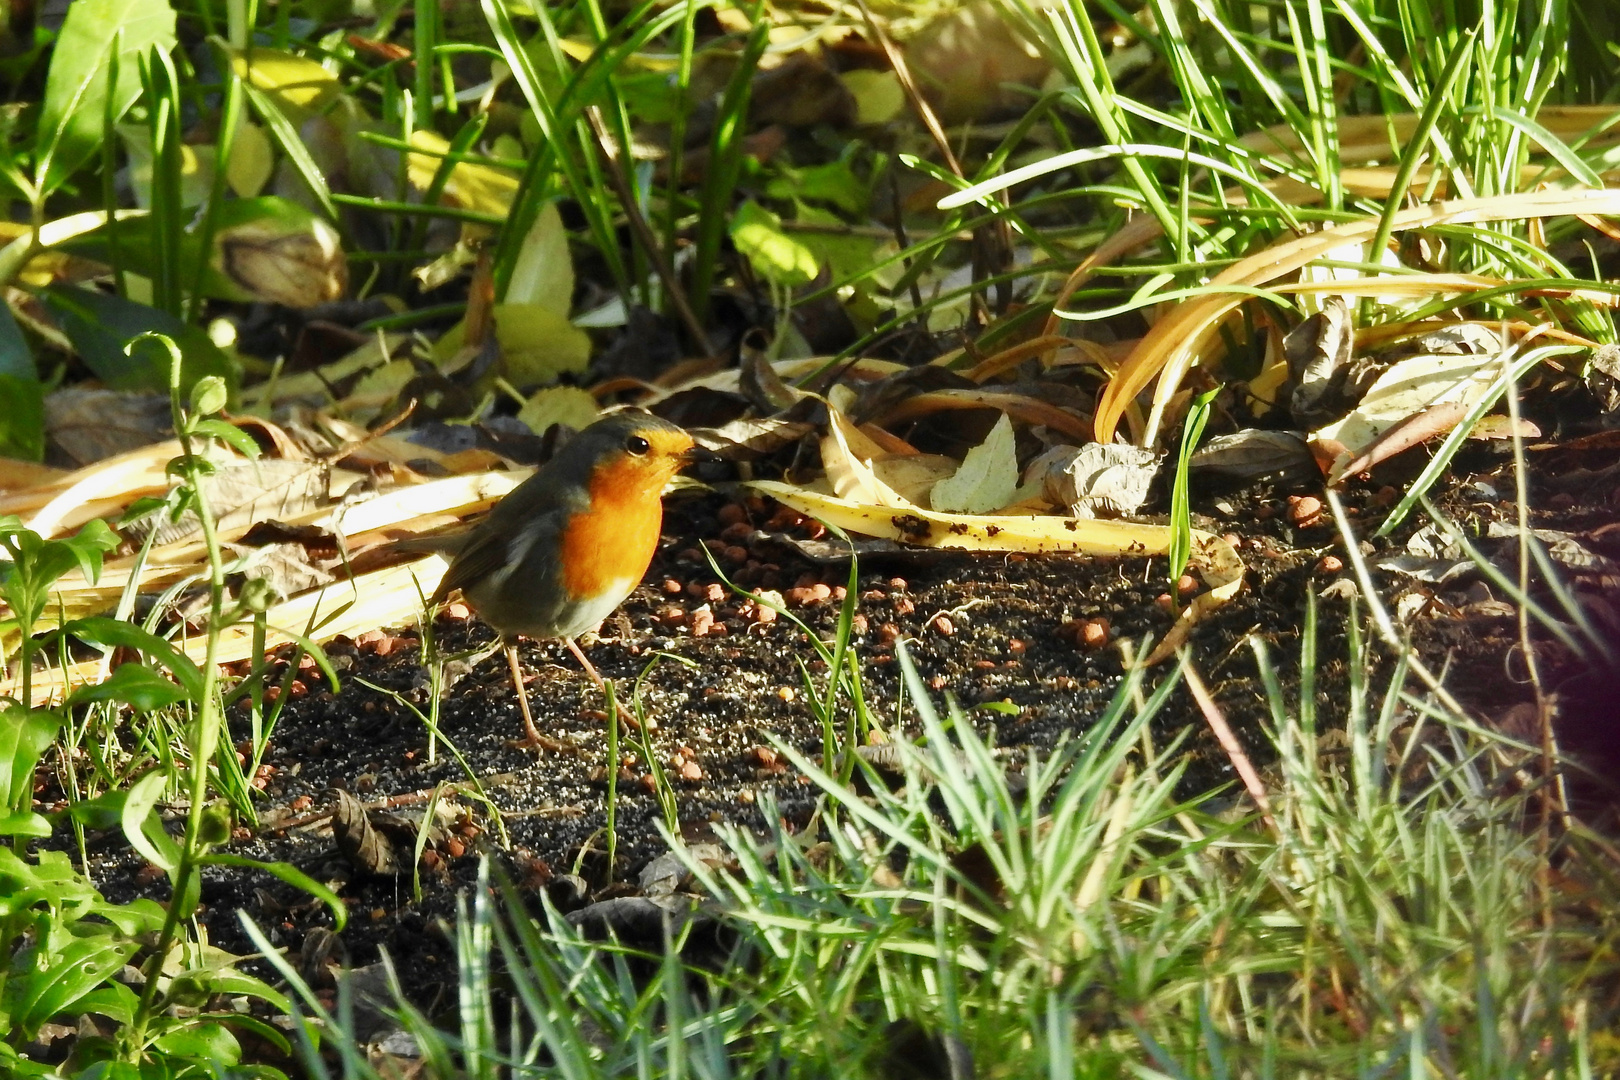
[121,769,175,872]
[0,374,43,462]
[0,301,33,378]
[0,812,52,838]
[5,932,136,1041]
[730,200,819,288]
[40,284,237,399]
[200,853,348,930]
[152,1021,242,1066]
[0,704,61,816]
[190,418,261,459]
[0,305,42,461]
[64,616,205,700]
[766,160,869,215]
[34,0,178,193]
[69,662,189,712]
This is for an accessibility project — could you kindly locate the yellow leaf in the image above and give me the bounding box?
[231,47,340,115]
[840,69,904,125]
[407,130,520,217]
[929,413,1017,514]
[225,119,273,198]
[434,303,592,388]
[505,201,573,316]
[517,386,599,436]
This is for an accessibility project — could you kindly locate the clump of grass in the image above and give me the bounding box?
[253,600,1616,1077]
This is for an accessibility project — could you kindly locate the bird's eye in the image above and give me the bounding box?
[625,435,651,456]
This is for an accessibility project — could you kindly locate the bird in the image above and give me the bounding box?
[388,411,701,748]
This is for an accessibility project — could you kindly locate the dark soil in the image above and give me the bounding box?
[66,437,1620,1026]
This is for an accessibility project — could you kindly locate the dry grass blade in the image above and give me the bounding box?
[1180,654,1279,838]
[1093,187,1620,446]
[749,480,1242,663]
[10,557,452,707]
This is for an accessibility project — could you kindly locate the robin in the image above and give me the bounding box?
[390,411,703,747]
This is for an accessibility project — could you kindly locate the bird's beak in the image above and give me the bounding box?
[681,443,725,465]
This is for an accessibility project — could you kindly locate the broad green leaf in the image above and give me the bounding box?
[0,303,42,461]
[116,123,216,209]
[64,616,205,700]
[121,770,174,872]
[794,204,882,283]
[152,1021,242,1066]
[40,284,238,398]
[0,300,32,378]
[68,662,189,712]
[0,374,44,462]
[34,0,177,192]
[0,705,62,815]
[504,201,573,315]
[731,200,819,288]
[841,69,905,125]
[5,932,136,1040]
[930,413,1019,514]
[766,160,868,215]
[0,812,51,838]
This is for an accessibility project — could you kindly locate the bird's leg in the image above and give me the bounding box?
[505,642,545,749]
[564,637,607,690]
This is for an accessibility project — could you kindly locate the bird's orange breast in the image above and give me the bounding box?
[557,456,668,603]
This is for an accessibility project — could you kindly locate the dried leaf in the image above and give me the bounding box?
[930,413,1018,514]
[1024,443,1160,518]
[821,410,912,508]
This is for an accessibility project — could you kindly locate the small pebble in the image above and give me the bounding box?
[689,607,716,637]
[1176,574,1199,596]
[442,602,471,621]
[719,521,752,543]
[877,623,901,646]
[444,837,466,858]
[1078,618,1110,651]
[754,745,779,767]
[932,615,954,636]
[1007,638,1026,655]
[657,604,687,627]
[1316,554,1344,574]
[663,578,683,595]
[1155,593,1176,614]
[722,544,749,564]
[888,577,908,591]
[291,795,312,811]
[893,598,916,617]
[1288,494,1324,527]
[679,760,703,782]
[717,503,748,527]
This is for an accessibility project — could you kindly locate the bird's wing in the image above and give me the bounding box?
[431,469,580,604]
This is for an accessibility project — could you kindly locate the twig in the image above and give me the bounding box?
[1180,653,1280,839]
